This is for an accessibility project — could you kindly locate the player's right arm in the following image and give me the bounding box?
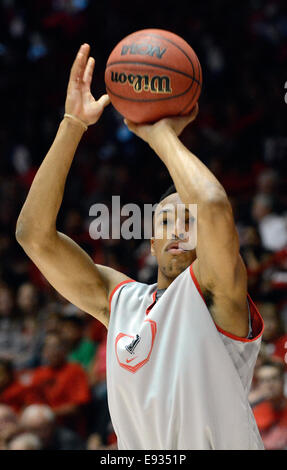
[15,44,129,328]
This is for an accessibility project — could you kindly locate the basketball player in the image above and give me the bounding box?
[16,44,264,449]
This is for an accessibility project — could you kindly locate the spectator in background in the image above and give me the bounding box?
[251,194,287,252]
[15,282,46,369]
[258,302,287,369]
[7,432,42,450]
[17,282,39,318]
[86,431,117,450]
[240,225,272,296]
[21,332,91,437]
[240,224,287,300]
[249,346,271,407]
[256,169,279,197]
[86,317,107,345]
[0,283,43,370]
[19,404,85,450]
[86,432,105,450]
[0,359,31,414]
[41,307,63,335]
[0,284,22,365]
[0,405,19,450]
[18,304,65,370]
[88,334,109,440]
[60,314,97,370]
[252,360,287,450]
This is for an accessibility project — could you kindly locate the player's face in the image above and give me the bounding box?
[151,193,197,284]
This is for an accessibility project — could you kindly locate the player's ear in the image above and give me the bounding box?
[150,237,156,256]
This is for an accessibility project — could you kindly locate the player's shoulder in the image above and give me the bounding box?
[96,264,133,295]
[110,276,153,301]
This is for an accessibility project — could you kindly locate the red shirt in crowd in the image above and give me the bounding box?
[253,399,287,450]
[23,362,91,408]
[272,334,287,369]
[0,379,30,414]
[91,336,107,383]
[19,361,91,436]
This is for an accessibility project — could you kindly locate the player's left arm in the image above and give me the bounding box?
[125,106,249,338]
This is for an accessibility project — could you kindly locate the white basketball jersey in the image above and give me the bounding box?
[106,264,264,450]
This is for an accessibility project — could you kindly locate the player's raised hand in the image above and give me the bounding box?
[65,44,110,128]
[124,103,199,145]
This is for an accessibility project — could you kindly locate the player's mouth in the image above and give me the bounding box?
[165,242,189,254]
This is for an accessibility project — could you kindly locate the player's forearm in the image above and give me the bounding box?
[16,118,85,245]
[150,127,228,206]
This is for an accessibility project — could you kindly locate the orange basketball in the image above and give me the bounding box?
[104,29,202,124]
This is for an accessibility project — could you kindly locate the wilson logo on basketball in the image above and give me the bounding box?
[121,42,167,59]
[110,72,172,94]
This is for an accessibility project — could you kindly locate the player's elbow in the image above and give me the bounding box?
[15,217,50,252]
[201,184,230,209]
[15,218,31,246]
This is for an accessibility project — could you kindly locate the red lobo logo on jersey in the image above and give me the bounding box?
[115,319,157,373]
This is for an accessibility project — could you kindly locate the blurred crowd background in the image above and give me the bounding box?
[0,0,286,451]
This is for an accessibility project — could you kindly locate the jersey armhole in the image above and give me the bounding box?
[109,280,135,316]
[189,263,264,343]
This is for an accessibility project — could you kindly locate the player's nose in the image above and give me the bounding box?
[171,232,187,241]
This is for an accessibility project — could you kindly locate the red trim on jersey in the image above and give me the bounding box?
[109,279,135,316]
[146,291,157,316]
[189,264,264,343]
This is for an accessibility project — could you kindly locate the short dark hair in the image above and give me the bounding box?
[152,184,177,230]
[158,184,177,203]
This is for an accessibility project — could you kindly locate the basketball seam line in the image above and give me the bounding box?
[125,31,197,78]
[179,83,200,115]
[142,32,196,76]
[179,56,201,114]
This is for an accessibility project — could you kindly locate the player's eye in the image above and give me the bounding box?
[185,216,195,225]
[160,217,169,225]
[161,219,168,225]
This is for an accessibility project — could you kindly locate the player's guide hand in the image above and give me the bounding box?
[65,43,110,128]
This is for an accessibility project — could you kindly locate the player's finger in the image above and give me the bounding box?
[124,118,132,129]
[69,44,90,87]
[190,102,199,119]
[97,94,111,108]
[83,57,95,90]
[183,103,199,125]
[123,119,138,135]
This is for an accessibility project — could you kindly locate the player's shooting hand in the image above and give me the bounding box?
[124,103,199,145]
[65,44,110,127]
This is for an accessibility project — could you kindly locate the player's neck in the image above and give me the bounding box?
[157,269,175,290]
